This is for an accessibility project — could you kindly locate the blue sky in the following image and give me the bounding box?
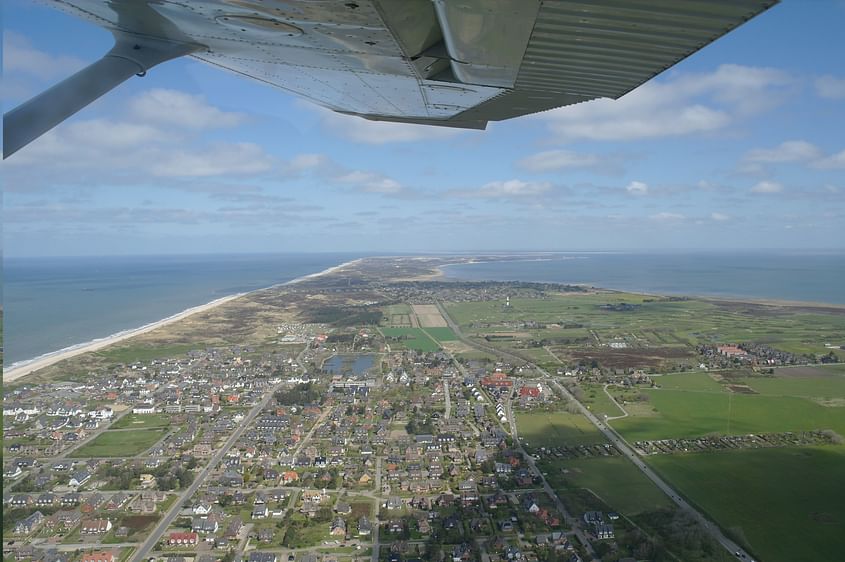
[3,0,844,257]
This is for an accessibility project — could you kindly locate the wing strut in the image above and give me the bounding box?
[3,32,200,159]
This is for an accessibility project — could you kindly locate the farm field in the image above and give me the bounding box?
[411,304,448,327]
[648,446,845,562]
[540,455,672,516]
[383,303,413,327]
[516,409,607,447]
[70,428,167,457]
[444,293,845,369]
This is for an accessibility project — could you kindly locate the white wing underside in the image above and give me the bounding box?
[47,0,776,125]
[3,0,776,156]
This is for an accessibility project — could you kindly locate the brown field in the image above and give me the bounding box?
[566,346,695,369]
[412,304,448,327]
[775,366,843,378]
[727,384,757,394]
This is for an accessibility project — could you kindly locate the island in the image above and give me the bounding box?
[4,256,845,562]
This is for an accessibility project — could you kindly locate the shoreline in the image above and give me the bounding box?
[2,258,363,383]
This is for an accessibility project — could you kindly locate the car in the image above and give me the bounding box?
[288,556,295,562]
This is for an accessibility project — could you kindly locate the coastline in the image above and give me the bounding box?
[2,258,363,383]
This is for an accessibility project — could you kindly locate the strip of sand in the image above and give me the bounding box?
[2,258,363,383]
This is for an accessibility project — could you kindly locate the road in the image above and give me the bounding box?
[443,380,451,419]
[436,300,755,561]
[130,381,286,562]
[602,383,629,420]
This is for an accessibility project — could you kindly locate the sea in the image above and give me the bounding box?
[441,251,845,305]
[2,253,361,367]
[4,251,844,367]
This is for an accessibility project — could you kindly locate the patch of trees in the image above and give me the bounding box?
[405,417,435,435]
[275,382,323,406]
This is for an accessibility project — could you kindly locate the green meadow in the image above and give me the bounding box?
[649,446,845,562]
[71,429,167,457]
[612,389,845,441]
[541,455,672,516]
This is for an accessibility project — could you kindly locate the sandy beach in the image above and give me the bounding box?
[2,258,362,384]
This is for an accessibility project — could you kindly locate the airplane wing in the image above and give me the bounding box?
[3,0,778,157]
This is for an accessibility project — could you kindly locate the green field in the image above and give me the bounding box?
[654,372,726,392]
[110,413,172,429]
[516,409,607,447]
[738,374,845,399]
[649,446,845,562]
[541,455,672,516]
[71,429,167,457]
[380,327,440,351]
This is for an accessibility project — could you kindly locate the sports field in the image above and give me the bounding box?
[649,446,845,562]
[70,428,167,457]
[380,327,440,351]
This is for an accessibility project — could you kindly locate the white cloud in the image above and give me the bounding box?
[812,149,845,169]
[625,181,649,196]
[815,75,845,99]
[335,170,404,194]
[128,89,245,129]
[518,150,601,172]
[449,179,552,199]
[476,180,551,198]
[150,143,275,177]
[711,212,730,221]
[751,180,783,194]
[288,153,331,171]
[537,64,791,142]
[4,89,277,184]
[744,140,821,163]
[3,31,86,81]
[650,212,685,221]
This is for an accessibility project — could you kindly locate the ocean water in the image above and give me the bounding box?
[441,252,845,305]
[3,253,361,366]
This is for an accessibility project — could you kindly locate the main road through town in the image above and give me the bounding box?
[131,382,286,562]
